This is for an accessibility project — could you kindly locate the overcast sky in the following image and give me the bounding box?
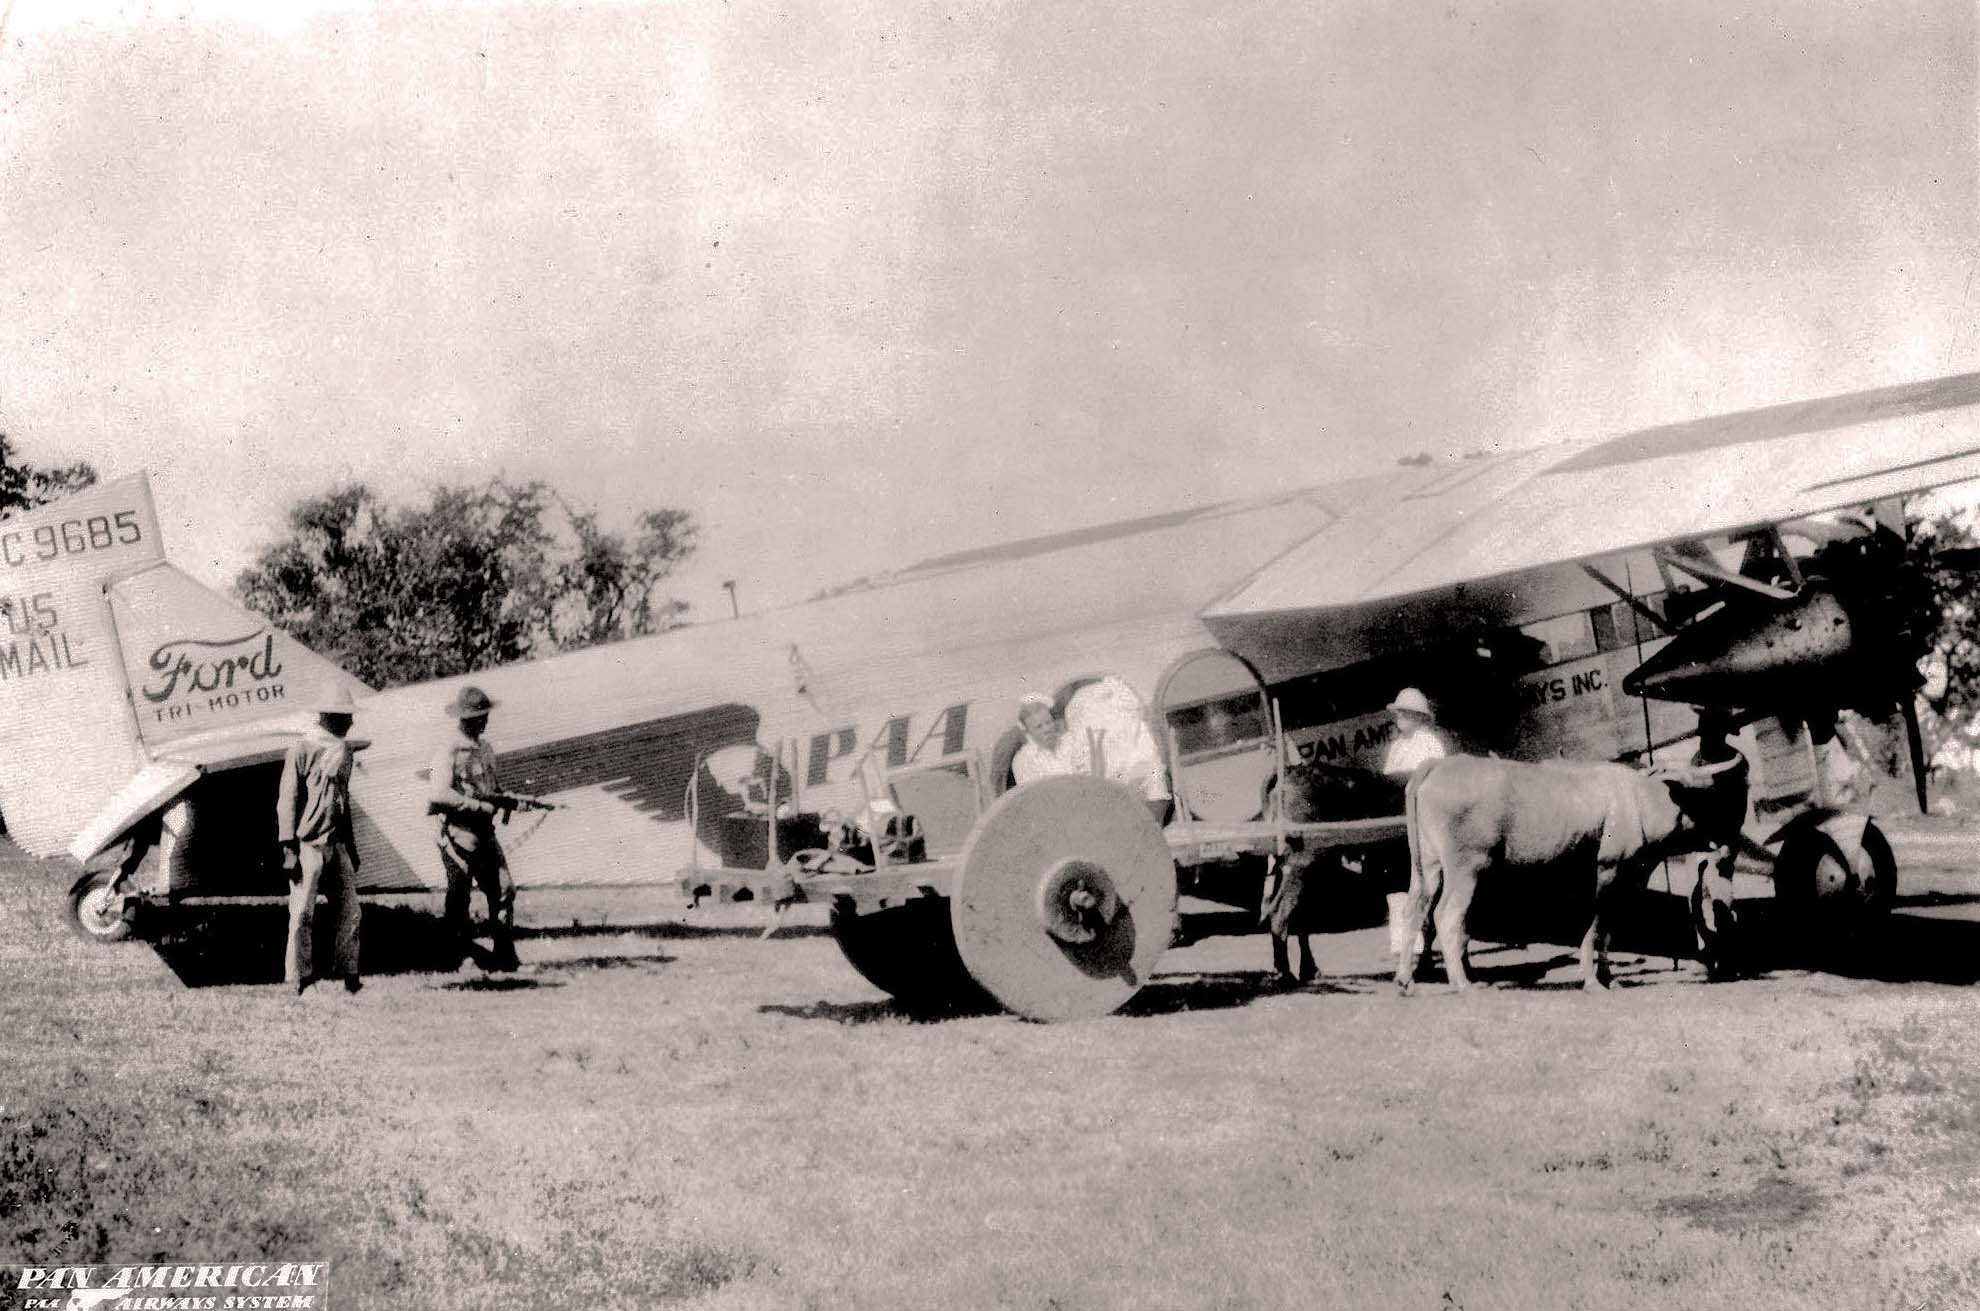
[1,0,1974,615]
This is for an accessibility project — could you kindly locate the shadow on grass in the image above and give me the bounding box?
[759,999,915,1024]
[531,952,678,973]
[765,968,1395,1022]
[439,974,561,992]
[147,902,692,988]
[150,902,461,988]
[1656,1173,1826,1232]
[1893,889,1980,911]
[513,919,828,943]
[1452,892,1980,987]
[1121,968,1389,1015]
[1789,908,1980,985]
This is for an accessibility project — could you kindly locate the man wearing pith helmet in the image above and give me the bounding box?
[277,683,364,995]
[429,685,519,971]
[1381,686,1452,778]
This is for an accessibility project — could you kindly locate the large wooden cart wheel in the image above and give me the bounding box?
[950,774,1177,1021]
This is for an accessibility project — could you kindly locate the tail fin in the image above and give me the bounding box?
[0,473,363,857]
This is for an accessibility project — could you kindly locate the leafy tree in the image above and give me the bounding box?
[236,479,697,688]
[1909,507,1980,764]
[0,433,97,513]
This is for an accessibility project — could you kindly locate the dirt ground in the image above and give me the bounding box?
[4,824,1979,1310]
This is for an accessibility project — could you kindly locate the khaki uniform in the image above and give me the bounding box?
[430,730,517,967]
[277,727,361,986]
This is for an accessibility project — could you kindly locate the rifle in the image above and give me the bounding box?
[491,793,561,820]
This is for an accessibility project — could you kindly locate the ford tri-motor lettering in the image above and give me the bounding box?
[143,631,283,704]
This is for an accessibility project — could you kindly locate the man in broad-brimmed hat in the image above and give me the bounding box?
[429,685,519,971]
[1380,686,1452,778]
[277,684,364,994]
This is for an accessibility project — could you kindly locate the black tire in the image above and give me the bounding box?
[828,898,992,1016]
[1859,820,1898,914]
[68,870,136,944]
[1774,821,1896,961]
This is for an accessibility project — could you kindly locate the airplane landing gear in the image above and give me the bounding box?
[1771,814,1896,953]
[68,869,137,944]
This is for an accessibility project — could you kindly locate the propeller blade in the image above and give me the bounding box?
[1903,695,1930,815]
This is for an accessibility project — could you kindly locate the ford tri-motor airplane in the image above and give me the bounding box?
[8,372,1980,1020]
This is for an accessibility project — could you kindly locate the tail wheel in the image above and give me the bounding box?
[68,870,136,944]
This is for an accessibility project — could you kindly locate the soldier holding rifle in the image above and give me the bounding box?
[428,685,556,971]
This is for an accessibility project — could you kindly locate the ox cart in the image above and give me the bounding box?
[677,651,1898,1022]
[680,768,1405,1022]
[677,650,1413,1021]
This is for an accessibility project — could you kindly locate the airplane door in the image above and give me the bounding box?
[1155,649,1276,823]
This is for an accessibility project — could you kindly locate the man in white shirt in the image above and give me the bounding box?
[1012,693,1090,786]
[1012,684,1173,823]
[1381,687,1451,777]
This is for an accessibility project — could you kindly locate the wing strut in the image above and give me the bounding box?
[1577,564,1677,635]
[1653,544,1798,601]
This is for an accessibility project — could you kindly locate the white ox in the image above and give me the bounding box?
[1395,755,1728,993]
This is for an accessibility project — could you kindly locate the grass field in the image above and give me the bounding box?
[4,844,1979,1311]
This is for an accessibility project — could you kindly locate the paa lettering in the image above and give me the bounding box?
[804,703,970,787]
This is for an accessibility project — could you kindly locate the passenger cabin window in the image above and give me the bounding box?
[1519,612,1596,668]
[1169,695,1270,759]
[1591,593,1667,653]
[1524,591,1674,667]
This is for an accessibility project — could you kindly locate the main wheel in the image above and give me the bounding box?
[68,869,136,944]
[1777,818,1896,912]
[828,897,991,1015]
[1774,816,1898,954]
[950,775,1177,1021]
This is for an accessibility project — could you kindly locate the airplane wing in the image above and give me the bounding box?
[1203,372,1980,677]
[1208,372,1980,618]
